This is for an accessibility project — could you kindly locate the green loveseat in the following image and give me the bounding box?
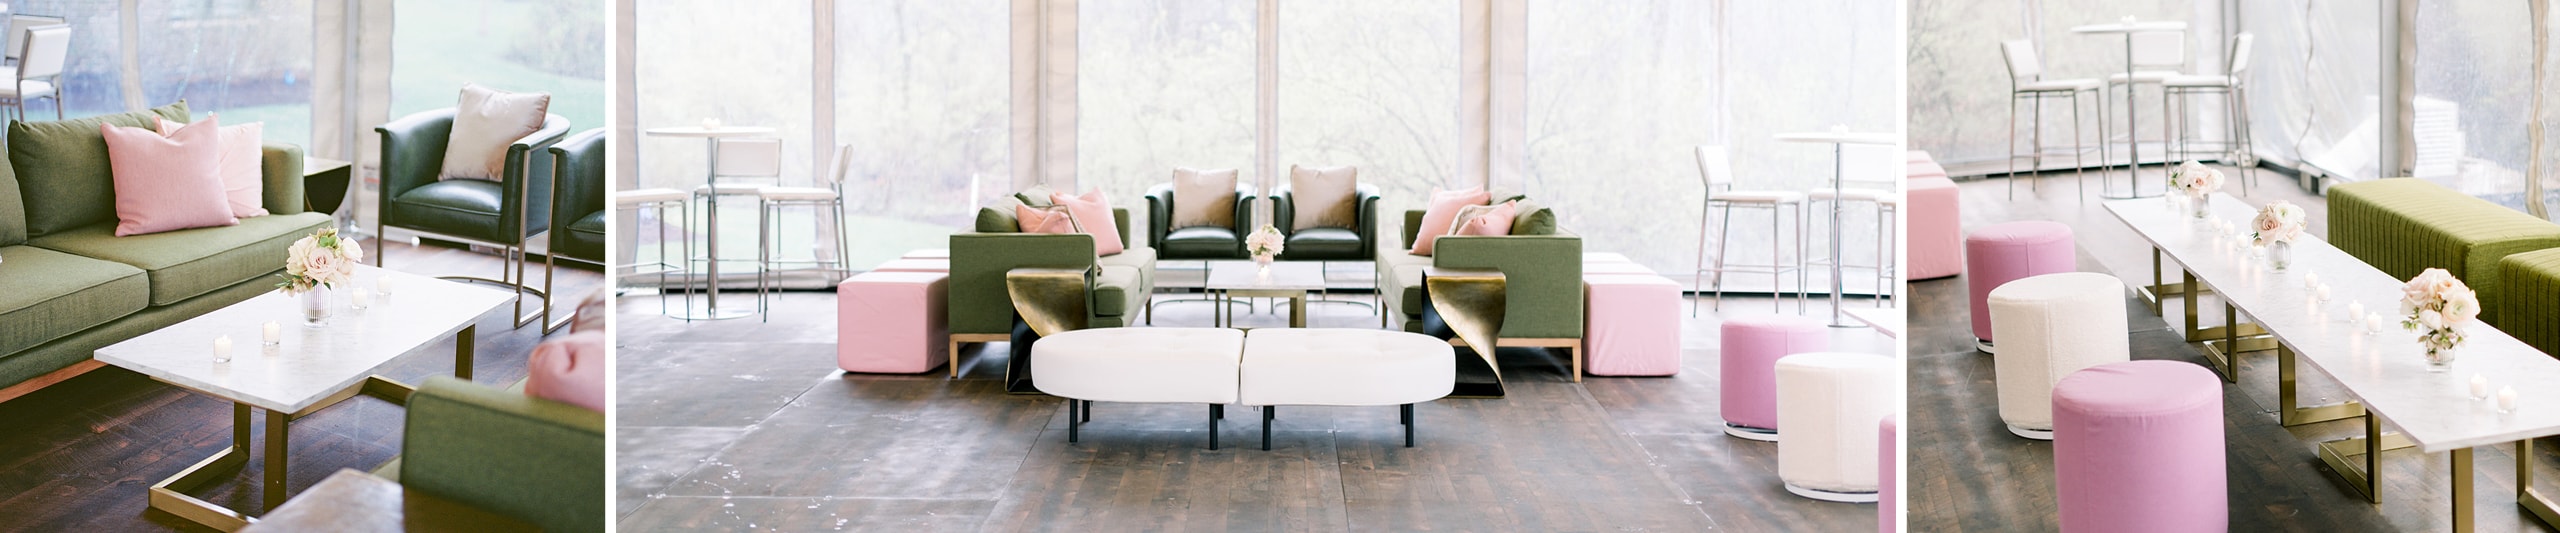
[377,376,605,532]
[1377,204,1583,376]
[0,102,330,398]
[946,197,1155,377]
[2329,178,2560,328]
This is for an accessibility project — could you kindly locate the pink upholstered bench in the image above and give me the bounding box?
[1880,414,1899,533]
[1583,262,1657,276]
[1582,274,1682,377]
[837,271,950,374]
[902,248,950,259]
[1907,177,1961,279]
[872,258,949,273]
[1720,314,1828,440]
[2054,360,2224,533]
[1964,221,2074,352]
[1584,252,1636,265]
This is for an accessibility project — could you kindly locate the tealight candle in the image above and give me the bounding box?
[2366,313,2385,333]
[351,288,372,310]
[213,335,232,364]
[2348,300,2365,321]
[2315,283,2332,302]
[261,321,280,346]
[2304,271,2320,288]
[2501,386,2520,413]
[2473,375,2491,400]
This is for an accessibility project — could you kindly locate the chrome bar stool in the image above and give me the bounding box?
[1805,145,1899,308]
[2102,30,2188,179]
[757,142,857,320]
[614,187,691,317]
[2000,39,2107,202]
[1692,145,1807,316]
[2166,33,2257,194]
[691,137,784,317]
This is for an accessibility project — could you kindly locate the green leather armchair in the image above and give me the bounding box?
[385,377,604,532]
[375,108,571,327]
[543,128,606,332]
[1270,183,1380,261]
[1144,182,1256,260]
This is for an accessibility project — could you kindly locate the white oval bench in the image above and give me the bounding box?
[1241,328,1455,450]
[1031,327,1454,450]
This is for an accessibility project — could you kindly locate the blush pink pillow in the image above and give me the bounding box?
[1049,189,1125,256]
[1015,204,1076,234]
[524,331,607,412]
[158,115,268,218]
[1409,187,1490,256]
[103,116,236,236]
[1455,201,1519,237]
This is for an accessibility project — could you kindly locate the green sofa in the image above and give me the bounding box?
[1377,204,1583,372]
[2329,178,2560,328]
[0,102,330,397]
[946,198,1155,375]
[380,376,604,532]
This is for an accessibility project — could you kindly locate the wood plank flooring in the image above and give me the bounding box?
[0,238,602,532]
[616,282,1895,531]
[1909,167,2560,532]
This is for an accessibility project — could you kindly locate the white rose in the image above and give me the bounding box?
[2419,309,2445,330]
[2444,290,2481,324]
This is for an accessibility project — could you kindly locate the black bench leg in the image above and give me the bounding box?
[1082,398,1091,422]
[1209,404,1223,450]
[1403,404,1415,448]
[1263,406,1275,451]
[1068,399,1080,444]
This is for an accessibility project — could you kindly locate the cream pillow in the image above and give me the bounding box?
[1170,167,1238,229]
[1289,164,1358,231]
[440,83,551,181]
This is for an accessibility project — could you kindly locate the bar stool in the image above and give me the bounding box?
[692,137,784,317]
[2000,39,2106,201]
[2103,30,2188,171]
[2166,33,2256,194]
[613,187,690,317]
[758,142,856,320]
[1806,144,1899,307]
[1692,145,1807,315]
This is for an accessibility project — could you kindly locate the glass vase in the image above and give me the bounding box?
[300,286,333,327]
[2427,345,2457,372]
[2267,240,2292,272]
[2189,195,2209,219]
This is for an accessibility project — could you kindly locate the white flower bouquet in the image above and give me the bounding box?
[2249,201,2306,247]
[2168,161,2223,199]
[279,227,362,295]
[1246,225,1285,262]
[2399,268,2479,367]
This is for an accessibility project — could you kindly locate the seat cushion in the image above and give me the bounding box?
[1283,227,1363,259]
[1376,249,1433,317]
[757,186,835,201]
[1091,264,1142,318]
[1160,226,1240,258]
[557,210,605,262]
[1031,327,1244,404]
[2018,78,2100,92]
[391,179,506,242]
[1239,328,1454,406]
[2106,70,2185,84]
[29,213,330,306]
[1716,190,1805,203]
[0,245,147,355]
[2162,74,2234,88]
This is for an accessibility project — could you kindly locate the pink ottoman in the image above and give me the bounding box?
[837,271,950,373]
[873,258,949,273]
[903,248,950,259]
[2053,360,2224,533]
[1584,262,1657,276]
[1582,274,1682,377]
[1879,415,1898,533]
[1907,177,1962,280]
[1720,314,1828,440]
[1583,252,1635,264]
[1964,221,2074,351]
[1907,160,1948,180]
[1907,150,1933,164]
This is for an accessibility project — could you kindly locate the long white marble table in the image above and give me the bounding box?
[96,265,512,531]
[2107,193,2560,532]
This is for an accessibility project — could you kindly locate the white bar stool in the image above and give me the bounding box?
[1691,145,1807,316]
[2166,33,2257,194]
[614,187,691,318]
[757,142,857,319]
[1999,39,2107,202]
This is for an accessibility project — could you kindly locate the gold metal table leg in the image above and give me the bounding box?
[148,403,254,531]
[1426,268,1508,398]
[1289,293,1306,328]
[264,408,288,511]
[2521,439,2560,528]
[2278,344,2365,426]
[2183,269,2200,340]
[2135,247,2207,316]
[2316,412,2416,503]
[456,324,475,381]
[2453,447,2474,533]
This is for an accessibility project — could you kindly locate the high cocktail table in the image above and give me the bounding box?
[2107,194,2560,532]
[97,264,512,531]
[1207,261,1324,328]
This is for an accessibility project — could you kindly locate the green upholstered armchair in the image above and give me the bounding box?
[542,128,606,332]
[375,108,571,328]
[386,377,604,533]
[1144,182,1256,260]
[1377,208,1585,375]
[1270,183,1380,261]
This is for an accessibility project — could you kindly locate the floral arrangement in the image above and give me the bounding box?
[1246,225,1285,261]
[2249,201,2307,247]
[278,227,362,295]
[2400,268,2480,358]
[2168,161,2223,199]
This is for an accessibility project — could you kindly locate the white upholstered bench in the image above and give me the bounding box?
[1030,327,1454,450]
[1240,328,1456,450]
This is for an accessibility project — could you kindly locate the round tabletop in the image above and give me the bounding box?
[1774,131,1900,145]
[2069,21,2187,34]
[643,126,776,138]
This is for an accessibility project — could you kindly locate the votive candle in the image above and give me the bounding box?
[2473,375,2491,400]
[2305,271,2320,289]
[2348,300,2365,320]
[213,335,232,364]
[2315,284,2332,302]
[2501,386,2520,413]
[351,288,372,310]
[2367,313,2385,333]
[261,321,280,346]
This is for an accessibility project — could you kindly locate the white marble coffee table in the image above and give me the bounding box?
[1206,261,1324,328]
[96,264,513,531]
[2108,194,2560,531]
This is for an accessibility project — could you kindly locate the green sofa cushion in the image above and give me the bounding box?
[0,245,148,356]
[1015,185,1057,207]
[2330,178,2560,326]
[975,204,1021,233]
[2501,249,2560,359]
[558,210,606,262]
[388,179,511,244]
[1161,226,1241,257]
[9,102,192,237]
[29,213,331,306]
[0,149,21,247]
[1093,264,1141,317]
[1512,201,1558,236]
[1284,227,1365,260]
[1376,246,1433,317]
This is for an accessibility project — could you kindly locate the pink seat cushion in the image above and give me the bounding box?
[1907,177,1962,279]
[1410,188,1490,256]
[1582,274,1682,376]
[103,116,237,236]
[872,258,948,273]
[1720,314,1828,430]
[2053,361,2225,533]
[1051,189,1126,256]
[838,271,950,374]
[1880,414,1899,533]
[1965,220,2075,341]
[523,332,607,412]
[902,248,950,259]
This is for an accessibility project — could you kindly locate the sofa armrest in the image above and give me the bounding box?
[1144,183,1174,248]
[1354,184,1380,253]
[400,376,604,533]
[1402,209,1428,249]
[1232,184,1257,234]
[256,142,307,215]
[949,232,1102,336]
[1432,233,1585,339]
[504,114,572,240]
[374,109,456,204]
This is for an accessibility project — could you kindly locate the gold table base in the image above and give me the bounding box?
[1426,268,1507,398]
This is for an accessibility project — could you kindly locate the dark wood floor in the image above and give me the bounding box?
[1909,167,2560,532]
[615,280,1897,531]
[0,237,602,532]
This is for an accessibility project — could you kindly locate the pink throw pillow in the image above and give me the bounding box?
[1455,201,1518,237]
[1015,204,1076,234]
[1409,187,1490,256]
[1049,189,1126,256]
[157,115,269,218]
[524,331,607,412]
[103,116,236,236]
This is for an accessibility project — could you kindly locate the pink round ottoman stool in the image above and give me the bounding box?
[1965,221,2075,353]
[1880,414,1898,533]
[1721,314,1829,441]
[2054,360,2224,533]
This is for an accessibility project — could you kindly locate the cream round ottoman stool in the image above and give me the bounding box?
[1988,272,2129,440]
[1239,328,1455,450]
[1964,220,2075,352]
[1032,327,1245,449]
[2054,360,2225,533]
[1775,351,1896,502]
[1722,314,1830,441]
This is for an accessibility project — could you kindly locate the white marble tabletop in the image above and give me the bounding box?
[1773,131,1901,145]
[1208,261,1325,292]
[2106,194,2560,452]
[2069,20,2188,34]
[94,265,514,414]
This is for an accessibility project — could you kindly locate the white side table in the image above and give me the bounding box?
[1775,130,1900,327]
[644,125,776,320]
